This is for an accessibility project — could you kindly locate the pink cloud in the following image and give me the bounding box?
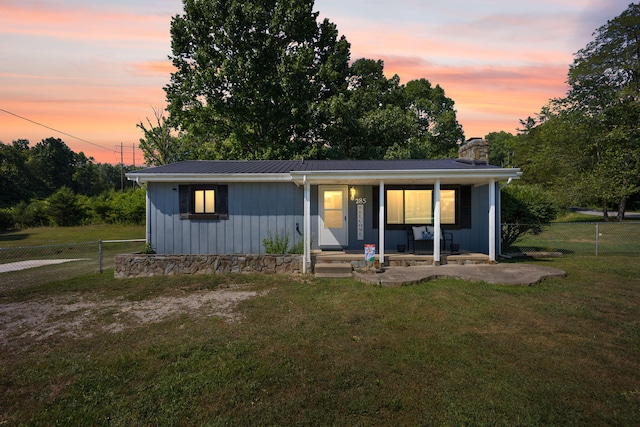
[332,8,580,68]
[348,28,573,68]
[0,1,169,42]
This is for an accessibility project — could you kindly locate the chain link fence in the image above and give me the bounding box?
[0,239,145,292]
[503,222,640,256]
[2,224,637,291]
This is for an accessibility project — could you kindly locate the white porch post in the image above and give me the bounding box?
[433,179,441,265]
[489,179,496,263]
[303,177,311,274]
[379,181,385,267]
[145,190,151,245]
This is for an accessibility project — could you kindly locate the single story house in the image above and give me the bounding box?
[127,140,521,274]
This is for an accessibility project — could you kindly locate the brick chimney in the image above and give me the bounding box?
[457,137,489,164]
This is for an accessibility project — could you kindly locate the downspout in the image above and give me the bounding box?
[498,178,514,259]
[500,177,513,191]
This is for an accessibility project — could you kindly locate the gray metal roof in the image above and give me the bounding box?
[131,159,503,175]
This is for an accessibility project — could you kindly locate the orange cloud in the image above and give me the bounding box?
[0,1,170,42]
[378,56,570,137]
[129,61,177,76]
[1,79,166,164]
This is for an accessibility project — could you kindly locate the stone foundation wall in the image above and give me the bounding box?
[114,254,303,278]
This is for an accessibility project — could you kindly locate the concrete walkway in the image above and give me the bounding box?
[353,263,566,286]
[0,259,89,273]
[576,209,640,219]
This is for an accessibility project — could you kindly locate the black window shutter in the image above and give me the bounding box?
[372,186,379,229]
[460,185,472,229]
[217,185,229,219]
[179,185,190,219]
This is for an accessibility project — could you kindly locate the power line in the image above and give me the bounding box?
[0,107,113,152]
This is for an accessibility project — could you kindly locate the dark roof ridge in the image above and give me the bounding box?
[131,158,505,175]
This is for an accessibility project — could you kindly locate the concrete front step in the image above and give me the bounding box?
[314,262,353,278]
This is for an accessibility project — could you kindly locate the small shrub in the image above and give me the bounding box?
[45,186,85,226]
[0,208,14,231]
[12,199,48,229]
[288,234,311,254]
[502,183,558,248]
[288,238,304,254]
[263,229,290,254]
[141,242,156,254]
[106,188,146,225]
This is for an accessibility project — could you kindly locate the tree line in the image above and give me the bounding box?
[0,137,145,230]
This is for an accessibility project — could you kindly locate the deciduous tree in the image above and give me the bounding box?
[165,0,350,159]
[402,78,464,159]
[563,3,640,219]
[315,58,416,159]
[486,131,517,167]
[0,140,33,207]
[28,137,76,197]
[138,107,186,166]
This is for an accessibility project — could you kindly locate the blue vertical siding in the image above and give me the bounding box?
[147,181,499,255]
[148,182,304,255]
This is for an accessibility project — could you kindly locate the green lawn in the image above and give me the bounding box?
[0,224,145,247]
[507,221,640,255]
[1,255,639,426]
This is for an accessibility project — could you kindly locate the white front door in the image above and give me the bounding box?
[318,185,348,249]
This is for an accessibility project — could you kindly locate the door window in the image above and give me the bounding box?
[323,190,343,228]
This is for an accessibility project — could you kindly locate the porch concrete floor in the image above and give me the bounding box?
[313,250,492,266]
[352,263,566,287]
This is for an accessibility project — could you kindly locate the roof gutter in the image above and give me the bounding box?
[127,173,294,184]
[133,176,146,189]
[128,168,522,186]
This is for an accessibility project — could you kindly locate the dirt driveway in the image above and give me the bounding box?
[0,284,265,351]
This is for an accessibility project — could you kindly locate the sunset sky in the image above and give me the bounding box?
[0,0,630,164]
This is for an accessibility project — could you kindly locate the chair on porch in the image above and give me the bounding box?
[406,225,454,254]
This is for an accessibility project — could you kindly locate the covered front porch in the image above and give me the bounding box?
[292,168,519,274]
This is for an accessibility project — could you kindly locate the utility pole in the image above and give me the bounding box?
[120,142,124,191]
[132,144,136,168]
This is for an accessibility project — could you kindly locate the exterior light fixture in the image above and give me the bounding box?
[349,186,356,201]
